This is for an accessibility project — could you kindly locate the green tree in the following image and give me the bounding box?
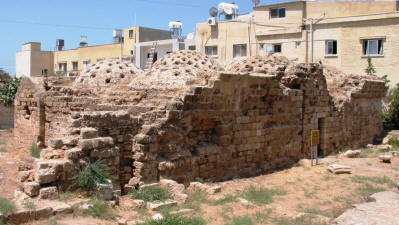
[365,56,376,76]
[0,68,11,80]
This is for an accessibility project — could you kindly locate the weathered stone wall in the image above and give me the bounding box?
[13,53,386,197]
[0,104,14,129]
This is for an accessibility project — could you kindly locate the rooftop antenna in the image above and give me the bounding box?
[252,0,260,6]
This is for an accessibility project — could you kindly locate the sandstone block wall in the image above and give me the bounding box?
[13,52,386,197]
[0,104,14,129]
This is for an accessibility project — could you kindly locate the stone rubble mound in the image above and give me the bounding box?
[225,54,291,75]
[323,65,383,109]
[129,50,222,91]
[74,58,143,89]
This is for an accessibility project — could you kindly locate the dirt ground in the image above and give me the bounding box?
[1,128,398,225]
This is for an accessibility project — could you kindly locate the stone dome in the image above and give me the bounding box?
[129,50,223,90]
[74,58,143,89]
[226,54,291,75]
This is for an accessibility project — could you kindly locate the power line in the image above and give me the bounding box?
[134,0,205,8]
[0,19,116,30]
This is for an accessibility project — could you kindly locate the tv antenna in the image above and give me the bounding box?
[252,0,260,6]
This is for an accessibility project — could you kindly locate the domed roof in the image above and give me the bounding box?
[226,54,290,75]
[129,50,223,90]
[74,58,143,89]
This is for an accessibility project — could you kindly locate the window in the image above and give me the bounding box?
[363,39,383,56]
[41,69,48,76]
[233,44,247,58]
[58,63,67,72]
[188,46,196,50]
[267,44,282,53]
[295,41,301,48]
[83,60,91,69]
[325,40,337,55]
[130,50,134,55]
[205,46,218,57]
[270,7,286,19]
[259,43,265,51]
[72,61,78,71]
[129,30,134,39]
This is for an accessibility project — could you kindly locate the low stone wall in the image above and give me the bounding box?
[0,104,14,129]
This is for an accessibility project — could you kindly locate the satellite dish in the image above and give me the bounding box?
[209,7,218,17]
[252,0,260,6]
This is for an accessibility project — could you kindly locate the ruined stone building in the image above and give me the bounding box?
[14,51,386,197]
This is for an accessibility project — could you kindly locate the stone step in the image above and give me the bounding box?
[79,137,114,151]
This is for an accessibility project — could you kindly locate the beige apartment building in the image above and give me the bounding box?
[196,1,399,85]
[15,26,176,77]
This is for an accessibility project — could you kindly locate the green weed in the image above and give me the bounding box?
[30,142,41,158]
[138,215,206,225]
[242,186,287,205]
[0,198,15,215]
[81,199,115,220]
[22,200,36,210]
[130,186,171,203]
[73,160,110,191]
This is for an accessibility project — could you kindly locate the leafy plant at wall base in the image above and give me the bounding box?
[0,78,21,106]
[73,160,110,191]
[365,56,376,76]
[0,198,15,215]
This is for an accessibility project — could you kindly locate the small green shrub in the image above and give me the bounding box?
[81,199,115,220]
[0,78,21,106]
[242,186,287,205]
[0,198,15,215]
[0,147,6,153]
[138,215,206,225]
[351,175,396,187]
[22,200,36,210]
[30,142,41,158]
[130,186,171,202]
[73,160,110,191]
[365,56,376,76]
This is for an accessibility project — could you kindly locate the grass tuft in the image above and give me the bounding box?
[130,186,171,203]
[351,176,396,187]
[388,138,399,149]
[228,215,255,225]
[138,214,206,225]
[30,142,41,158]
[357,183,386,197]
[242,186,287,205]
[22,200,36,210]
[212,194,237,205]
[0,147,6,153]
[81,199,115,220]
[0,198,15,215]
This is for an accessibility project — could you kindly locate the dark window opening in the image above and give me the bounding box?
[273,44,282,53]
[326,40,337,55]
[270,7,286,19]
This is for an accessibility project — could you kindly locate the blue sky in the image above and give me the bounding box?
[0,0,288,75]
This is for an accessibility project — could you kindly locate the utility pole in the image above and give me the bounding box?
[304,13,325,64]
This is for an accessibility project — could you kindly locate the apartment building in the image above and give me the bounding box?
[16,26,195,77]
[196,1,399,85]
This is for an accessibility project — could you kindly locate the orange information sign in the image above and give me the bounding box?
[311,130,320,146]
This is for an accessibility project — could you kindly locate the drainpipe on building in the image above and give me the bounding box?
[304,13,325,64]
[248,15,252,57]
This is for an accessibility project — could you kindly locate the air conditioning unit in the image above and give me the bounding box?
[208,17,217,26]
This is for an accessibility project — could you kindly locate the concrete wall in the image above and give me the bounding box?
[0,104,14,129]
[16,42,54,78]
[139,43,173,69]
[138,27,172,42]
